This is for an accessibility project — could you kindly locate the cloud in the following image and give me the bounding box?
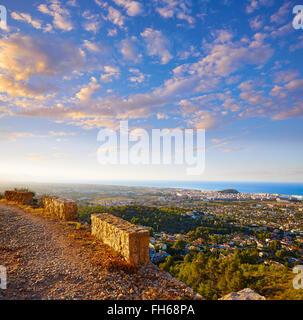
[11,11,53,32]
[113,0,143,16]
[129,68,146,83]
[141,28,173,64]
[273,104,303,120]
[270,1,292,25]
[196,31,273,77]
[246,0,273,14]
[49,131,77,137]
[120,37,142,62]
[38,0,73,31]
[187,110,224,130]
[101,66,121,82]
[249,15,264,30]
[290,36,303,52]
[76,77,101,102]
[274,70,299,84]
[178,45,200,60]
[82,10,101,33]
[67,0,77,6]
[12,27,298,132]
[83,40,100,53]
[11,12,41,29]
[108,28,118,36]
[155,0,195,25]
[83,20,101,33]
[0,33,87,97]
[16,30,274,129]
[269,22,293,38]
[104,6,125,29]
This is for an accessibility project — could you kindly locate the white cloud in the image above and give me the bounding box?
[67,0,77,6]
[108,28,118,36]
[11,11,53,32]
[270,1,292,25]
[76,77,101,102]
[196,31,273,77]
[249,15,263,30]
[155,0,195,25]
[120,37,142,63]
[113,0,143,16]
[11,12,42,29]
[101,66,121,82]
[141,28,173,64]
[246,0,273,14]
[129,68,145,83]
[104,6,125,29]
[82,10,101,33]
[38,0,73,31]
[83,40,100,53]
[178,45,200,60]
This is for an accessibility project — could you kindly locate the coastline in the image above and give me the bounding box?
[1,180,303,197]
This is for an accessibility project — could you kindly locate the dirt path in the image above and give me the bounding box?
[0,203,196,300]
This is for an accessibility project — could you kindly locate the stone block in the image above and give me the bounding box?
[4,190,34,205]
[91,213,150,266]
[42,196,78,221]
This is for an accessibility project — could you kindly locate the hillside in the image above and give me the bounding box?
[0,202,198,300]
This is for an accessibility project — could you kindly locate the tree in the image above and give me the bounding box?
[160,256,174,272]
[173,239,187,251]
[275,249,286,260]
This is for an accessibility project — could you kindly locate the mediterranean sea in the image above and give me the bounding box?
[98,180,303,196]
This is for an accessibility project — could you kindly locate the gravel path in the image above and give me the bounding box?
[0,203,197,300]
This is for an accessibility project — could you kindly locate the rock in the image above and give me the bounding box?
[219,288,266,300]
[91,213,150,266]
[4,190,34,205]
[194,293,203,300]
[42,196,78,221]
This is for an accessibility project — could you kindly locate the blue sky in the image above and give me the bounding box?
[0,0,302,183]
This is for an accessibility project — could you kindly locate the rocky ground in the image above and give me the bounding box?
[0,202,199,300]
[219,288,266,300]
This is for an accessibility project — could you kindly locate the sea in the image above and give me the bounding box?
[97,180,303,196]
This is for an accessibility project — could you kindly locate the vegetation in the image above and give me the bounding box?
[13,187,36,197]
[218,189,239,194]
[77,202,303,300]
[78,205,251,235]
[160,249,303,300]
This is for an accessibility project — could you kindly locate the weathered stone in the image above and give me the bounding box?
[4,190,34,205]
[91,213,150,266]
[219,288,266,300]
[42,196,78,221]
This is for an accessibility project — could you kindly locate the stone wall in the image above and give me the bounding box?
[42,196,78,221]
[4,190,34,205]
[91,213,150,266]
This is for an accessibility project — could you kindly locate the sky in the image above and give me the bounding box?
[0,0,302,183]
